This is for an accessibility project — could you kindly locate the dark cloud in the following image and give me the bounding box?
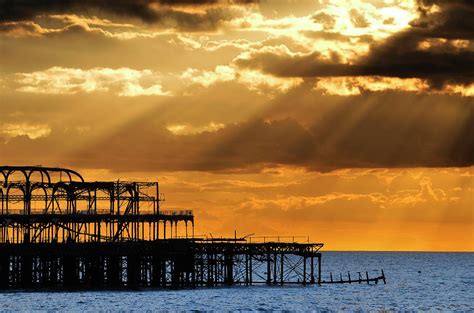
[311,12,335,30]
[383,17,395,25]
[415,0,474,40]
[359,31,474,88]
[0,20,38,33]
[235,50,351,77]
[357,0,474,87]
[349,9,369,28]
[1,88,472,172]
[236,0,474,88]
[0,0,256,31]
[266,86,474,171]
[301,30,373,44]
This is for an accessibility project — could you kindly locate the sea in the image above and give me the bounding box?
[0,252,472,312]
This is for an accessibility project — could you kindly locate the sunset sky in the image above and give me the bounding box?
[0,0,472,251]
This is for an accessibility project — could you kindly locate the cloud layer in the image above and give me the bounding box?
[0,0,256,31]
[234,0,474,88]
[0,0,472,172]
[1,86,472,172]
[15,67,170,96]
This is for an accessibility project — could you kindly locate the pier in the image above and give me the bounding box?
[0,166,323,289]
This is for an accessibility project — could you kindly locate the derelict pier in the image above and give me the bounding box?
[0,166,323,289]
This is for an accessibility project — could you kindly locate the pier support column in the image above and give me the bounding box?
[317,253,322,285]
[245,254,249,286]
[206,254,212,286]
[266,253,271,285]
[151,256,161,287]
[171,259,180,288]
[50,257,58,286]
[302,256,307,286]
[197,256,203,287]
[161,259,167,287]
[280,254,284,285]
[0,253,9,288]
[63,256,78,288]
[21,255,33,288]
[273,253,277,285]
[224,253,233,286]
[249,253,253,285]
[89,256,103,288]
[190,254,196,287]
[213,254,218,285]
[127,255,139,289]
[107,256,121,288]
[41,257,49,287]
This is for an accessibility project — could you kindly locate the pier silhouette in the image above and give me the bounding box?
[0,166,324,289]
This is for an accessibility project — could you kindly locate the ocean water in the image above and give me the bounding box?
[0,252,472,311]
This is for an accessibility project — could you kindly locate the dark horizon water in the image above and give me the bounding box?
[1,252,472,311]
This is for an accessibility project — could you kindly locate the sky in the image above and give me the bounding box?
[0,0,472,251]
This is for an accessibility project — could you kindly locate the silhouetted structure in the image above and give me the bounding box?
[321,270,386,285]
[0,166,323,289]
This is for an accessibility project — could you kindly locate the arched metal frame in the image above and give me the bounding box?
[1,166,84,185]
[0,166,193,244]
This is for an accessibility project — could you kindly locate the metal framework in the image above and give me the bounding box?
[0,166,193,243]
[0,166,324,290]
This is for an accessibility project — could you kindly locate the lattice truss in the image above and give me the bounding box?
[0,166,194,243]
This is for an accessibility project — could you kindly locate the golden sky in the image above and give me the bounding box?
[0,0,472,251]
